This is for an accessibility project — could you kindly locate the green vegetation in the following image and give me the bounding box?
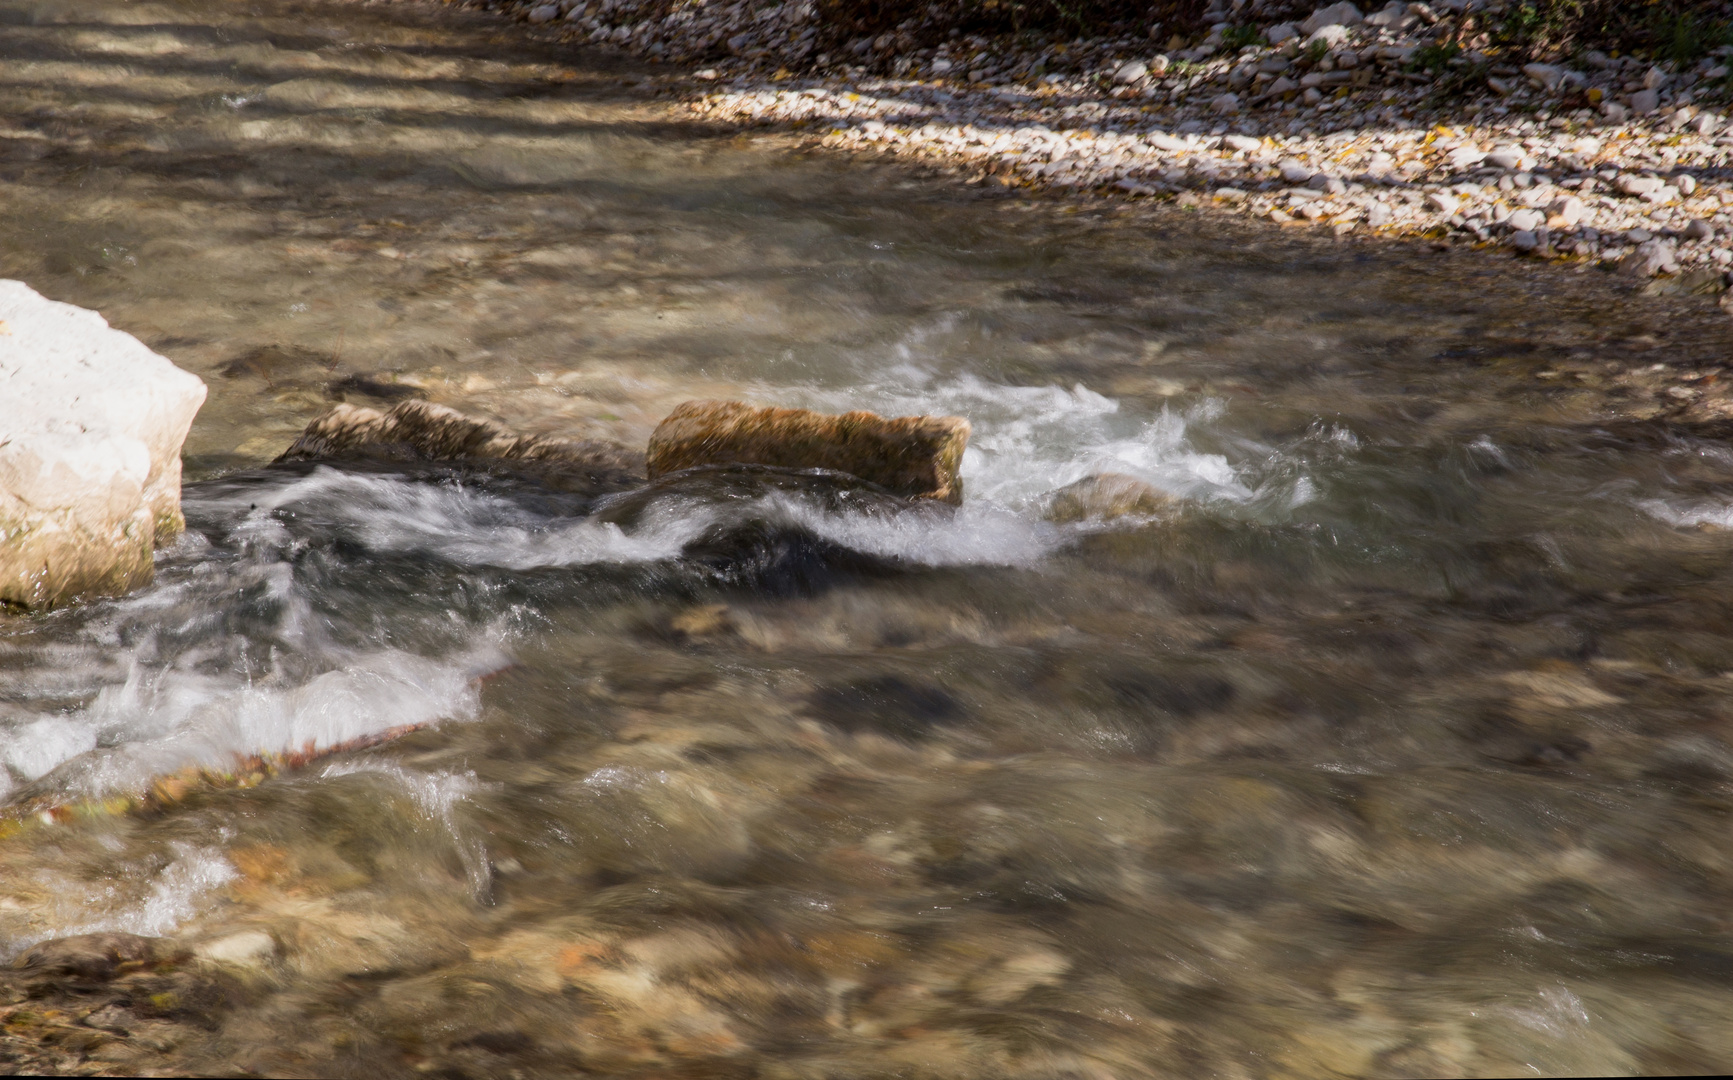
[1652,8,1733,64]
[811,0,1209,58]
[1488,1,1733,63]
[1219,23,1263,50]
[1408,41,1461,75]
[800,0,1733,76]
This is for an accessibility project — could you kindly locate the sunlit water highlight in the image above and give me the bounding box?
[5,0,1733,1075]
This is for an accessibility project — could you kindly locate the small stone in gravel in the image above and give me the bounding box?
[1547,196,1585,228]
[526,4,557,22]
[1678,174,1698,196]
[1619,175,1663,197]
[1223,135,1261,153]
[1426,192,1460,215]
[1266,22,1298,43]
[1301,2,1364,34]
[1621,239,1677,278]
[1487,149,1523,170]
[1212,93,1241,113]
[1114,60,1148,84]
[1365,1,1406,27]
[1523,63,1563,90]
[1631,89,1661,115]
[1686,219,1715,241]
[1448,146,1486,170]
[1279,158,1311,183]
[1507,208,1544,232]
[1509,230,1539,252]
[1367,202,1392,227]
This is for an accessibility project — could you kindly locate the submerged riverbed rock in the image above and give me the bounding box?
[0,281,206,610]
[14,933,186,982]
[646,400,970,504]
[1044,473,1175,523]
[276,400,642,493]
[2,931,226,1074]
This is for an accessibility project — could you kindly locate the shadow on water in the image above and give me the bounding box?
[7,0,1733,1076]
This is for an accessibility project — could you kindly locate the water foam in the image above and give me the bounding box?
[223,465,1057,571]
[72,843,241,939]
[768,372,1257,511]
[322,762,497,901]
[1638,496,1733,530]
[1,843,240,960]
[199,466,703,570]
[745,492,1058,566]
[0,469,511,809]
[0,369,1304,811]
[5,649,495,805]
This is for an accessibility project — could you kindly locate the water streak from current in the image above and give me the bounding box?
[4,0,1733,1075]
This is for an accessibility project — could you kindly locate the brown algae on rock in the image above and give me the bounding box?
[276,399,643,494]
[647,400,971,504]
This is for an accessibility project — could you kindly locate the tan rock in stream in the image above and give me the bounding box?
[1043,473,1175,523]
[276,400,641,491]
[646,400,970,503]
[0,281,207,609]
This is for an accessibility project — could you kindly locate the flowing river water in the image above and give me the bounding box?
[6,0,1733,1075]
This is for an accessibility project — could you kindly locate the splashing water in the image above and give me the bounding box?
[777,373,1258,509]
[321,762,498,902]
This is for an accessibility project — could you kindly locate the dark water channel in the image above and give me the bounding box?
[6,0,1733,1075]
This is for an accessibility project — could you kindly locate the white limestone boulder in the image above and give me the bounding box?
[0,281,206,608]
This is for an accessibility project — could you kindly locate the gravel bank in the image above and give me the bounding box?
[474,0,1733,296]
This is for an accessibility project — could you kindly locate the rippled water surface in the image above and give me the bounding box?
[7,0,1733,1075]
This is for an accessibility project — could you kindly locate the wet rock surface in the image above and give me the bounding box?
[646,400,971,503]
[1043,471,1176,522]
[3,0,1733,1077]
[279,399,644,496]
[0,934,235,1076]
